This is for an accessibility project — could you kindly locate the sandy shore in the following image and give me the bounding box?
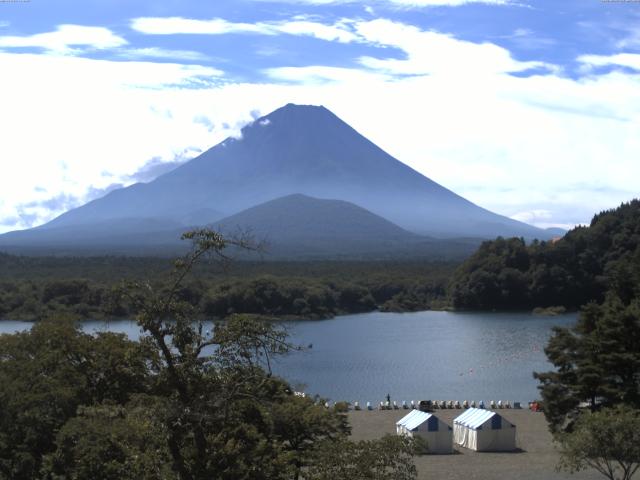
[348,408,601,480]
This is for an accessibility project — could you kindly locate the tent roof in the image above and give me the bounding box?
[454,408,500,430]
[396,410,433,431]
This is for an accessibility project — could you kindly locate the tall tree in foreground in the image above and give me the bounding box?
[1,229,419,480]
[116,229,349,479]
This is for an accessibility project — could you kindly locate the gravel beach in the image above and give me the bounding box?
[348,408,602,480]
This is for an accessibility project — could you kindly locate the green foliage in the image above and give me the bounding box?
[450,200,640,310]
[411,435,430,456]
[44,401,176,480]
[556,406,640,480]
[306,435,418,480]
[534,294,640,433]
[0,317,151,480]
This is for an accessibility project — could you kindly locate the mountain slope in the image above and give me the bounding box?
[31,103,549,240]
[211,194,480,259]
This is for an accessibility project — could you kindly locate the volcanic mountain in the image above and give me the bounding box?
[0,103,552,255]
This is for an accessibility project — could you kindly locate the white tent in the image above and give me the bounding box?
[396,410,453,454]
[453,408,516,452]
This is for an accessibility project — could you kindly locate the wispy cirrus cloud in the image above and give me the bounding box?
[131,16,359,43]
[247,0,518,6]
[116,47,210,62]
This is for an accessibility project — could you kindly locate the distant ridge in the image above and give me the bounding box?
[210,194,480,259]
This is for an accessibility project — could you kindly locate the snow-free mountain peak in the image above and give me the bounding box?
[0,103,554,255]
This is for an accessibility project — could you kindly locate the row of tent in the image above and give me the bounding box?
[396,408,516,454]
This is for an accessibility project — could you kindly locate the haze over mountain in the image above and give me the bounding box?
[211,194,479,259]
[0,103,554,256]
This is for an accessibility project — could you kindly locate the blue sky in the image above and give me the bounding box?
[0,0,639,233]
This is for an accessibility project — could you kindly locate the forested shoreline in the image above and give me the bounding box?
[449,200,640,311]
[2,200,640,321]
[0,257,454,321]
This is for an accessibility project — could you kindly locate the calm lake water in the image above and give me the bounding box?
[0,311,576,405]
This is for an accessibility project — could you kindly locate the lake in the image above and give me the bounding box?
[0,310,575,405]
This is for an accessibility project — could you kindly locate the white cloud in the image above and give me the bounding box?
[131,16,359,43]
[130,17,270,36]
[0,52,227,232]
[510,209,551,223]
[510,210,579,230]
[116,47,210,62]
[1,17,638,233]
[275,20,358,43]
[353,19,553,76]
[266,65,393,83]
[0,24,127,54]
[579,53,640,71]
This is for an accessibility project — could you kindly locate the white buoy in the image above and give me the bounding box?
[354,401,361,411]
[498,400,503,409]
[411,400,416,409]
[490,400,496,409]
[463,400,469,409]
[402,400,408,409]
[367,401,372,411]
[455,400,461,409]
[393,401,399,410]
[447,400,454,409]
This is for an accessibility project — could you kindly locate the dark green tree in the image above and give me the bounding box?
[43,401,175,480]
[556,406,640,480]
[0,317,151,480]
[535,295,640,432]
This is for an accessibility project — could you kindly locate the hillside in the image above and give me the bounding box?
[212,194,478,259]
[449,200,640,310]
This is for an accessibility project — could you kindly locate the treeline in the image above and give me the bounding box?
[449,200,640,310]
[0,259,454,321]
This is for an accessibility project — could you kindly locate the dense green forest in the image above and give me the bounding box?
[449,200,640,310]
[0,255,455,321]
[3,200,640,321]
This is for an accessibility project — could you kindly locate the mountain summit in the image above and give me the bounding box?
[1,103,551,254]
